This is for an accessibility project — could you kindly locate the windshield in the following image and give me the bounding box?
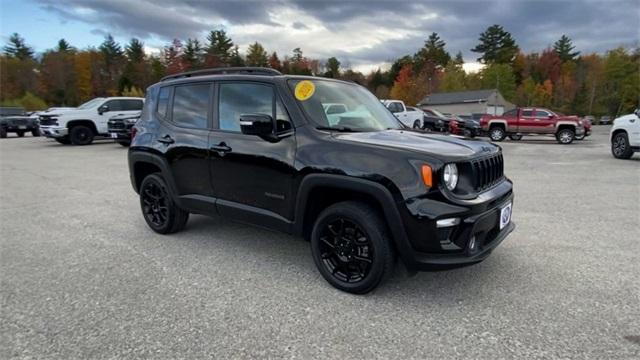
[288,79,401,131]
[77,98,105,110]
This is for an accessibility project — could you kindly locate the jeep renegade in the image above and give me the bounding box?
[128,67,515,294]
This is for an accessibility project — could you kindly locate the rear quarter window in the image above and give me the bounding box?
[157,87,171,120]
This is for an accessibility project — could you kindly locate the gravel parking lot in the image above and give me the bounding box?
[1,127,639,359]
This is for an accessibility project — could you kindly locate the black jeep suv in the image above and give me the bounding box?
[128,67,515,294]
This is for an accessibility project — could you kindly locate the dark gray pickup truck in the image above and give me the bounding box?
[0,107,40,138]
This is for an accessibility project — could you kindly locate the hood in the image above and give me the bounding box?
[614,113,639,125]
[334,130,498,160]
[40,107,77,117]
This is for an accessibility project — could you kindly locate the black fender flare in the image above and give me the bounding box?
[293,173,416,266]
[128,150,180,204]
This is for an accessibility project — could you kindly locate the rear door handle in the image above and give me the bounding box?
[157,135,174,144]
[211,142,232,155]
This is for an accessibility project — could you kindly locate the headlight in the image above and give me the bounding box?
[443,163,458,190]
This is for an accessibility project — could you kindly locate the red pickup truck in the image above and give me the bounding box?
[480,108,589,144]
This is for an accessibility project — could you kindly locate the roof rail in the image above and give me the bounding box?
[160,67,282,81]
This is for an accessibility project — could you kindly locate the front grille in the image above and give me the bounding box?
[470,153,504,191]
[11,119,27,126]
[108,120,126,130]
[39,117,58,126]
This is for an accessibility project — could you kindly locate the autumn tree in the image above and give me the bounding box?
[1,33,38,101]
[39,43,78,105]
[471,25,519,64]
[481,63,516,101]
[439,60,467,92]
[98,34,124,95]
[268,51,282,71]
[390,64,419,105]
[164,39,185,75]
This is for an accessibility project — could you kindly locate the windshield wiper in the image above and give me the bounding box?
[315,126,357,132]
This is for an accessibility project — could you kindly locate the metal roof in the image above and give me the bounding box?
[418,89,498,106]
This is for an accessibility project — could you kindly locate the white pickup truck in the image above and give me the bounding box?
[610,108,640,159]
[39,97,144,145]
[381,99,423,129]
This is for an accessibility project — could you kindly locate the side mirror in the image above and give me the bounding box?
[635,109,639,117]
[548,114,554,119]
[240,114,274,137]
[98,104,109,115]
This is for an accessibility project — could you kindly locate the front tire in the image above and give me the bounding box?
[509,134,523,141]
[611,132,633,159]
[139,173,189,234]
[310,201,395,294]
[70,125,94,145]
[556,128,575,144]
[31,128,41,137]
[0,127,7,138]
[489,126,505,142]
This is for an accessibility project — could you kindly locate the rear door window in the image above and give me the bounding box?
[521,109,533,117]
[122,99,144,111]
[171,83,211,129]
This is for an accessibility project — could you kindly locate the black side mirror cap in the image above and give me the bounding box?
[240,114,274,137]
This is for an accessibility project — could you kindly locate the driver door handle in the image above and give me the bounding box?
[211,142,232,154]
[157,135,175,144]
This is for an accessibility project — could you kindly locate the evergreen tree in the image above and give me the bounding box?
[454,51,464,66]
[56,39,74,53]
[246,42,268,67]
[3,33,34,60]
[553,35,580,62]
[481,63,517,100]
[471,25,519,64]
[414,32,450,70]
[99,34,124,67]
[182,38,203,70]
[125,38,145,63]
[229,45,245,67]
[205,29,234,66]
[324,57,341,78]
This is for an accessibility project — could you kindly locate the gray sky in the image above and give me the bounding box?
[3,0,639,72]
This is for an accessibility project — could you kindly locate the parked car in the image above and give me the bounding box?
[600,116,612,125]
[480,107,587,144]
[421,108,449,132]
[108,112,141,147]
[449,115,482,138]
[584,115,595,125]
[39,97,144,145]
[128,67,515,294]
[381,99,423,128]
[0,107,40,138]
[610,109,640,159]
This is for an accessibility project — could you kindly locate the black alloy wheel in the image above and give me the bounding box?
[141,179,170,228]
[70,125,94,145]
[139,174,189,234]
[317,217,374,284]
[311,201,394,294]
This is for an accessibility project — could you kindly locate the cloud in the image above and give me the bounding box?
[35,0,639,71]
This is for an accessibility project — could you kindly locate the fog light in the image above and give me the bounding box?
[436,218,460,228]
[468,236,477,251]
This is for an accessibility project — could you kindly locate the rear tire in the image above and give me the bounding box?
[0,127,7,138]
[310,201,395,294]
[31,128,41,137]
[509,134,523,141]
[611,132,633,159]
[139,173,189,234]
[556,128,575,144]
[489,126,505,142]
[70,125,94,145]
[16,131,25,137]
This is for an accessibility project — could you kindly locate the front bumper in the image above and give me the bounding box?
[40,126,68,138]
[398,182,515,270]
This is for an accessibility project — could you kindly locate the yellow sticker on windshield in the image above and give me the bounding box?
[295,80,315,101]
